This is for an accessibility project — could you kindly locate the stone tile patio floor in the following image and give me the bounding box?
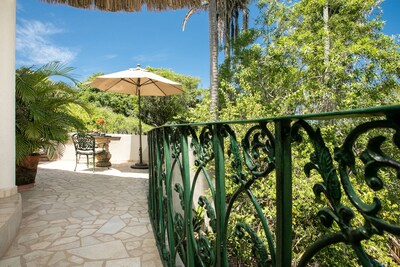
[0,161,163,267]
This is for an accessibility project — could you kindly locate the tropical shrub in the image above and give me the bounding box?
[16,62,88,163]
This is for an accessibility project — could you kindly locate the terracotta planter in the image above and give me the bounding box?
[16,153,41,186]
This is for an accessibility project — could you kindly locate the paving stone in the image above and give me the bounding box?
[81,236,101,246]
[78,228,97,237]
[142,261,164,267]
[28,221,48,228]
[48,240,81,251]
[81,220,94,225]
[142,252,160,261]
[88,210,101,216]
[48,251,66,265]
[40,211,70,221]
[50,219,69,224]
[113,231,133,240]
[18,233,38,244]
[105,257,141,267]
[83,216,97,222]
[39,226,64,237]
[123,225,149,237]
[93,219,107,225]
[22,250,53,262]
[44,232,62,242]
[50,260,71,267]
[67,240,129,260]
[96,235,116,242]
[129,249,145,257]
[30,241,51,250]
[83,261,104,267]
[65,224,81,229]
[63,228,81,237]
[0,256,21,267]
[52,236,79,246]
[71,210,92,218]
[96,216,126,234]
[70,255,85,264]
[142,239,156,247]
[67,218,82,224]
[125,240,142,251]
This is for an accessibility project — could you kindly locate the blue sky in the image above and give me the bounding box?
[16,0,400,88]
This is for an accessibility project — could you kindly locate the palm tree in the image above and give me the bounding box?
[183,0,251,119]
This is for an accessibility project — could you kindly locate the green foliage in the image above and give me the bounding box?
[183,0,400,265]
[220,0,400,116]
[70,105,152,134]
[77,82,137,117]
[141,67,202,126]
[16,62,88,163]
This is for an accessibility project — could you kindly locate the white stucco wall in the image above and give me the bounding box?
[60,134,148,163]
[0,0,17,196]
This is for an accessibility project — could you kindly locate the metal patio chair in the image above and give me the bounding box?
[71,133,103,172]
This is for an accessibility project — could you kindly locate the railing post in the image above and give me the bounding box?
[181,127,195,266]
[155,129,165,255]
[148,130,154,216]
[213,124,228,267]
[275,119,293,267]
[148,130,157,225]
[163,128,176,266]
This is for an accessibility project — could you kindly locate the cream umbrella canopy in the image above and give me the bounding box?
[89,64,183,168]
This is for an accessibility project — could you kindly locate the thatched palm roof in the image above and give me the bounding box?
[40,0,201,12]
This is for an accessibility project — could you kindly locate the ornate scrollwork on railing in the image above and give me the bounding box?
[294,117,400,266]
[235,222,273,266]
[174,183,185,210]
[187,125,217,266]
[189,126,214,168]
[195,231,215,266]
[174,212,187,264]
[223,123,277,266]
[149,106,400,266]
[170,127,182,160]
[241,122,276,177]
[198,196,216,232]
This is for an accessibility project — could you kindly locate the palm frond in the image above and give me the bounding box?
[40,0,202,12]
[182,3,208,31]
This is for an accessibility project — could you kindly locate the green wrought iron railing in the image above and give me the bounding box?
[148,105,400,267]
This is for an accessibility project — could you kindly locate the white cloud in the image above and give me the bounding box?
[16,19,76,65]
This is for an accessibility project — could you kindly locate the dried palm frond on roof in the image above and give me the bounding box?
[41,0,201,12]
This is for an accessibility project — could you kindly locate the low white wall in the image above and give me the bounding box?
[61,134,148,163]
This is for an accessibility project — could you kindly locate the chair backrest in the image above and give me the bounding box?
[72,133,95,152]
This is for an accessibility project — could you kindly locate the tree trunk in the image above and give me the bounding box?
[322,2,331,112]
[209,0,219,120]
[323,4,330,68]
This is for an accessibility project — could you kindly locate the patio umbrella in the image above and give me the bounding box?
[89,64,184,169]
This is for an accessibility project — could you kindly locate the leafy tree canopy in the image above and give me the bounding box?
[216,0,400,119]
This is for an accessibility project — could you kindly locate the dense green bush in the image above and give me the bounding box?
[70,105,152,134]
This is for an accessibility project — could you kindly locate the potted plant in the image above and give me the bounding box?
[16,62,89,186]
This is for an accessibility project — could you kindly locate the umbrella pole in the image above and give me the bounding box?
[131,86,148,169]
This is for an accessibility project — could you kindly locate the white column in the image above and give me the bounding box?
[0,0,17,197]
